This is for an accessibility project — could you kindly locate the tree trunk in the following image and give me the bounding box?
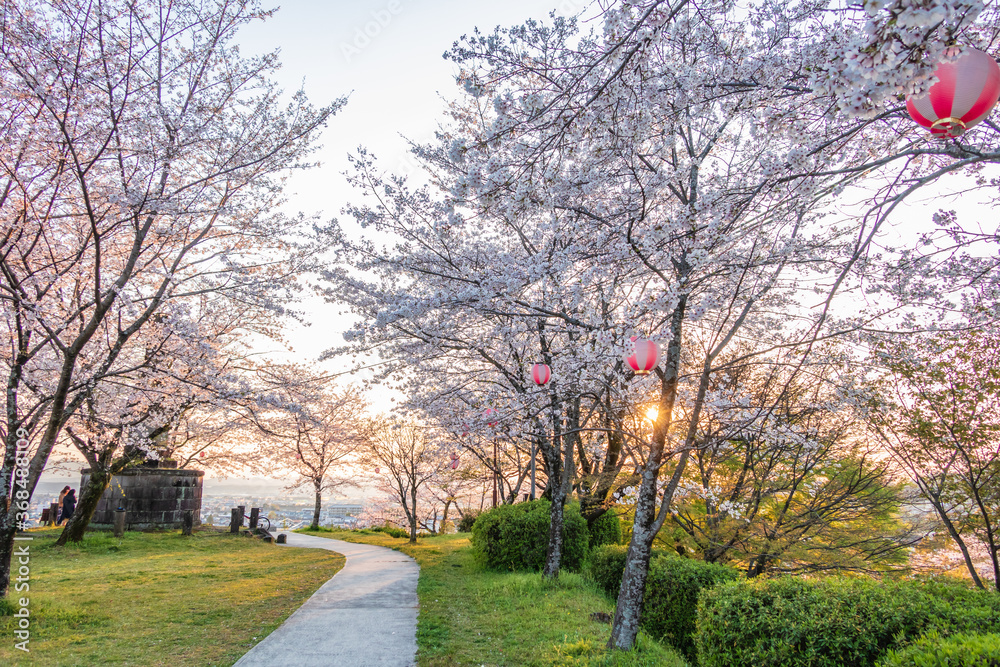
[0,520,17,598]
[55,468,112,546]
[609,297,687,650]
[310,481,322,531]
[409,485,418,543]
[441,499,452,533]
[544,486,567,578]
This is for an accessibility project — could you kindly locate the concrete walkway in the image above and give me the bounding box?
[233,533,419,667]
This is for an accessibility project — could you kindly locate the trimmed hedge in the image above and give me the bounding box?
[696,576,1000,667]
[588,510,623,549]
[878,632,1000,667]
[588,545,739,660]
[470,500,588,571]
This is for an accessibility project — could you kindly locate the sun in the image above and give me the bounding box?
[645,406,659,422]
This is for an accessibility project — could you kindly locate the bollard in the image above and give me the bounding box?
[40,508,50,524]
[182,510,194,536]
[230,508,242,533]
[276,533,287,544]
[113,508,126,537]
[249,507,260,530]
[48,502,60,526]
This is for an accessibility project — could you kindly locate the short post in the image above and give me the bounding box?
[182,510,194,536]
[113,508,126,537]
[49,502,60,526]
[276,533,287,544]
[249,507,260,530]
[40,508,50,524]
[230,507,242,534]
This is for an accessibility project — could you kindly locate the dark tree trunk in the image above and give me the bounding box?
[310,481,322,531]
[409,486,418,543]
[55,468,112,546]
[0,521,17,598]
[544,486,567,578]
[609,297,687,650]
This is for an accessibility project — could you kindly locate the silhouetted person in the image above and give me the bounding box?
[59,488,76,526]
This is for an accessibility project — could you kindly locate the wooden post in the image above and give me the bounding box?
[249,507,260,530]
[49,502,60,526]
[113,508,126,537]
[182,510,194,536]
[40,508,50,524]
[230,507,242,534]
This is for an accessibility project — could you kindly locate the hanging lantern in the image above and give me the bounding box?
[906,47,1000,138]
[625,336,659,375]
[375,466,380,474]
[199,452,206,458]
[484,407,498,427]
[295,453,301,459]
[450,452,460,469]
[531,363,551,386]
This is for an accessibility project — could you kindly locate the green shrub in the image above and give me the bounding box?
[471,499,589,572]
[696,576,1000,667]
[457,510,480,533]
[642,554,739,660]
[370,525,409,539]
[589,545,632,596]
[878,632,1000,667]
[589,510,623,549]
[588,545,737,660]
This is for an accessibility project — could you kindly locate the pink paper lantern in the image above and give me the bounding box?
[625,336,659,375]
[907,47,1000,138]
[531,363,551,386]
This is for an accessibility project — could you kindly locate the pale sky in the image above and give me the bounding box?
[235,0,593,379]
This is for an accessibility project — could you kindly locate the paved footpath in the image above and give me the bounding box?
[233,533,419,667]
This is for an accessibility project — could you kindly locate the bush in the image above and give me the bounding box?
[696,576,1000,667]
[588,545,738,660]
[370,525,409,539]
[457,510,480,533]
[588,510,623,549]
[642,554,739,660]
[878,632,1000,667]
[471,499,589,572]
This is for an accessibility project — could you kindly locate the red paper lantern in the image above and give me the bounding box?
[199,452,206,457]
[450,452,460,469]
[484,407,498,427]
[531,363,551,386]
[625,336,659,375]
[906,47,1000,138]
[375,466,380,473]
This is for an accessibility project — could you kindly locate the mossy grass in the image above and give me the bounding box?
[0,527,343,666]
[296,527,688,666]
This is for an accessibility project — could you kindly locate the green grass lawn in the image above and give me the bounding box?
[296,528,688,667]
[0,527,344,666]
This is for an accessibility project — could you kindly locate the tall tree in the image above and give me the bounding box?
[0,0,342,595]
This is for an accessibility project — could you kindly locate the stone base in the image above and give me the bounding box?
[82,468,203,530]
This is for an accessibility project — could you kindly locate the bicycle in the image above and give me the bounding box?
[244,513,272,533]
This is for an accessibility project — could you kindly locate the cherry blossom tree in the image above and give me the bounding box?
[249,372,368,531]
[0,0,342,596]
[868,327,1000,591]
[359,419,447,544]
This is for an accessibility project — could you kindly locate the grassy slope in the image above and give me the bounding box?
[296,528,688,667]
[0,528,344,666]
